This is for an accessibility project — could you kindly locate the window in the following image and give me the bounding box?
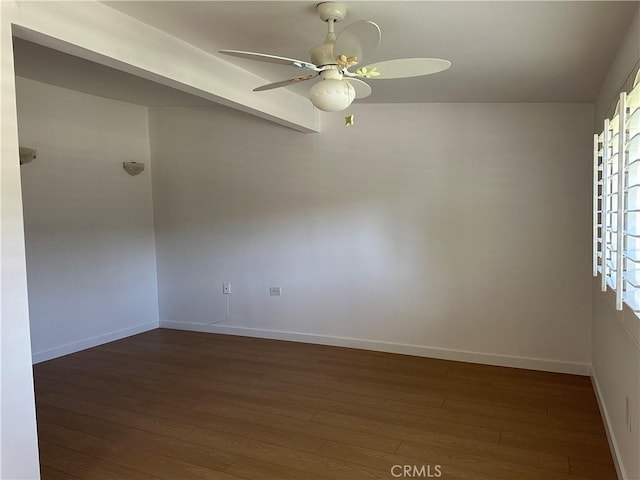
[594,69,640,315]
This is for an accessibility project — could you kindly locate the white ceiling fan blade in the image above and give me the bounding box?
[253,74,318,92]
[347,78,372,99]
[359,58,451,79]
[334,21,381,67]
[219,50,319,71]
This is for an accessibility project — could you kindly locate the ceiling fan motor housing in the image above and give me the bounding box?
[309,40,336,67]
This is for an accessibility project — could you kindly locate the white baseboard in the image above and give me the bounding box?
[160,320,590,376]
[32,321,158,364]
[592,371,626,480]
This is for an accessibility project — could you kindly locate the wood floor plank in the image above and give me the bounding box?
[383,397,607,444]
[39,421,243,480]
[36,362,321,420]
[39,465,81,480]
[439,398,607,435]
[38,387,326,454]
[568,457,618,480]
[181,346,548,413]
[499,429,614,464]
[366,424,569,473]
[38,440,162,480]
[75,347,446,409]
[394,441,593,480]
[36,392,387,479]
[97,331,448,379]
[490,376,595,397]
[38,377,399,455]
[102,336,492,393]
[40,352,388,411]
[548,403,607,419]
[65,342,460,403]
[37,404,240,472]
[392,399,608,447]
[34,329,614,480]
[443,360,572,384]
[225,457,332,480]
[320,440,580,480]
[191,402,402,454]
[312,410,500,444]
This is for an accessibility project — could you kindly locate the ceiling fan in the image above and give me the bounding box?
[219,2,451,116]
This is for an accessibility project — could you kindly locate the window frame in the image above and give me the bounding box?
[594,70,640,317]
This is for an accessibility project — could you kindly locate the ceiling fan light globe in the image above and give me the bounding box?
[309,79,355,112]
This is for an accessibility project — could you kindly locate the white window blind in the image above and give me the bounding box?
[607,114,621,295]
[623,80,640,312]
[594,70,640,316]
[594,131,602,277]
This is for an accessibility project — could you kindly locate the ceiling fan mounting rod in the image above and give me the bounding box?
[316,2,347,23]
[327,18,335,34]
[310,2,347,68]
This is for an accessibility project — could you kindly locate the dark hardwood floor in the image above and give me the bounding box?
[33,329,616,479]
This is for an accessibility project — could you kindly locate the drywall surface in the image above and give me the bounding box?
[9,1,317,132]
[591,284,640,480]
[0,7,40,478]
[16,77,159,362]
[150,101,593,374]
[0,0,313,473]
[595,5,640,125]
[591,5,640,480]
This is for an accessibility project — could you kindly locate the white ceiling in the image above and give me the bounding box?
[101,1,638,103]
[14,2,638,107]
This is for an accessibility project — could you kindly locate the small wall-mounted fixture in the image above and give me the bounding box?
[123,162,145,176]
[19,146,37,165]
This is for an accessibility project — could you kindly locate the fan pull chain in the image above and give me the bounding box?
[345,80,354,126]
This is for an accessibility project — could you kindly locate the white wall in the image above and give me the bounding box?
[591,6,640,480]
[1,1,315,475]
[16,77,159,363]
[595,6,640,126]
[150,101,593,374]
[0,3,609,477]
[1,9,40,478]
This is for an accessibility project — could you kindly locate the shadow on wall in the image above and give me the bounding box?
[149,101,592,363]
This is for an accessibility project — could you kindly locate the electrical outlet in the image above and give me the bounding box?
[223,283,231,295]
[269,286,282,296]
